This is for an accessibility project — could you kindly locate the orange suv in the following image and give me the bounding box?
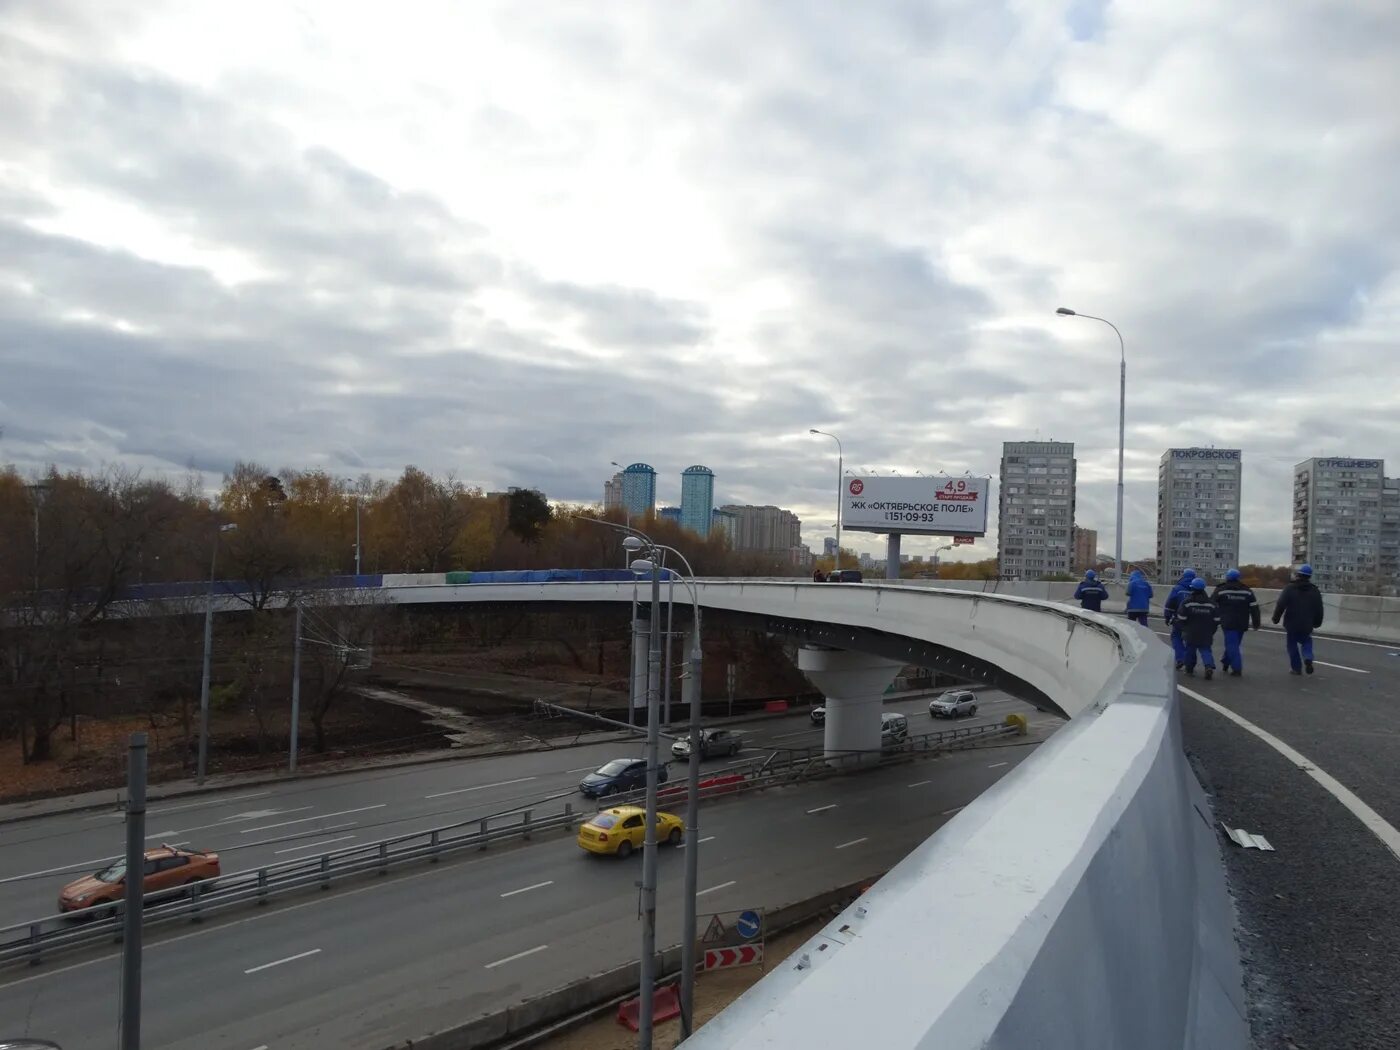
[58,845,221,915]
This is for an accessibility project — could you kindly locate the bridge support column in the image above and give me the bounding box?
[797,647,904,763]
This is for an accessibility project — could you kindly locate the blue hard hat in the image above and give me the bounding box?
[1226,568,1241,581]
[1185,568,1197,578]
[1085,569,1097,580]
[1190,578,1207,591]
[1299,564,1313,577]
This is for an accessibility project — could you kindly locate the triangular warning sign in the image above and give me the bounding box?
[702,914,727,943]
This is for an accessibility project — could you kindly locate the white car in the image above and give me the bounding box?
[929,690,978,719]
[880,712,909,744]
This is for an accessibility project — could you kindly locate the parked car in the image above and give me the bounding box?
[58,845,221,915]
[671,728,743,760]
[880,712,909,744]
[827,569,864,583]
[810,705,826,725]
[577,805,685,857]
[929,690,978,719]
[578,757,667,798]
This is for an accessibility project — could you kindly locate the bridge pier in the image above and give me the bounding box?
[797,647,904,763]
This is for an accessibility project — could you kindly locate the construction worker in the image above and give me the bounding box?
[1074,569,1110,612]
[1272,564,1325,675]
[1212,568,1261,676]
[1163,569,1197,669]
[1176,577,1220,678]
[1125,569,1153,626]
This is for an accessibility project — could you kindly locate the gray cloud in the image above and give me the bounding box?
[3,0,1400,569]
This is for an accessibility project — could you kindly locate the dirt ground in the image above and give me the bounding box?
[541,916,825,1050]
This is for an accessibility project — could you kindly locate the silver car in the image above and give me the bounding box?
[929,690,978,719]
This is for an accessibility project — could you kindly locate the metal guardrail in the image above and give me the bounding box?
[0,718,1020,970]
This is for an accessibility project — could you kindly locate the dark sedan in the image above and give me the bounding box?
[579,758,668,798]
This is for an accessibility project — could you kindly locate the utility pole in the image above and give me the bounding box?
[289,604,303,773]
[120,732,147,1050]
[197,522,236,785]
[679,606,704,1038]
[637,558,663,1049]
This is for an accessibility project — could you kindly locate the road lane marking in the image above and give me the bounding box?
[273,835,357,855]
[835,837,868,850]
[697,881,737,897]
[240,805,385,833]
[771,729,815,740]
[677,836,716,848]
[1312,660,1370,673]
[239,823,359,850]
[244,947,321,974]
[247,1045,269,1050]
[500,880,554,898]
[425,777,537,799]
[150,807,317,840]
[0,855,120,884]
[1180,685,1400,863]
[147,791,273,816]
[485,944,548,969]
[988,762,1009,769]
[806,804,837,815]
[940,806,966,816]
[906,780,932,788]
[565,766,601,773]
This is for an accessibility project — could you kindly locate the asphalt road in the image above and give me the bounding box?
[0,719,1046,1049]
[0,688,1042,925]
[1170,626,1400,1050]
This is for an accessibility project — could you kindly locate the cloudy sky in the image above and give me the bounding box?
[3,1,1398,565]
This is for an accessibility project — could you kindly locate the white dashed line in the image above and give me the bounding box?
[147,791,273,816]
[770,730,815,740]
[697,881,737,897]
[425,776,538,799]
[1180,685,1400,863]
[244,948,321,975]
[835,837,868,850]
[485,945,548,969]
[806,804,837,815]
[273,835,356,855]
[1312,660,1370,674]
[906,780,932,788]
[500,880,554,898]
[940,805,966,816]
[987,762,1009,769]
[677,836,716,848]
[240,805,385,834]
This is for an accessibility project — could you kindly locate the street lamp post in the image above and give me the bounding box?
[933,543,954,579]
[1057,307,1126,584]
[25,481,51,592]
[628,540,705,1039]
[197,522,237,785]
[810,430,843,570]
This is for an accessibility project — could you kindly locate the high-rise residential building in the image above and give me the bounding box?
[659,506,681,525]
[1381,478,1400,595]
[620,463,657,519]
[711,507,737,540]
[719,504,802,555]
[680,466,715,537]
[998,441,1076,580]
[1072,526,1098,574]
[822,537,837,557]
[603,472,623,511]
[1292,457,1385,593]
[1156,449,1242,584]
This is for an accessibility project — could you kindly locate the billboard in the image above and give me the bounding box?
[842,475,990,537]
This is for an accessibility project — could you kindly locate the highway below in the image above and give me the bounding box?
[1169,626,1400,1050]
[0,690,1050,1049]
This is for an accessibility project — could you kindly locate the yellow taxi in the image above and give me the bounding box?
[577,805,685,858]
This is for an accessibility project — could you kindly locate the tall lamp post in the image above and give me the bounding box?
[197,522,237,785]
[1057,307,1126,584]
[932,543,954,579]
[810,430,843,570]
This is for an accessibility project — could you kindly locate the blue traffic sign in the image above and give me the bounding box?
[736,910,762,940]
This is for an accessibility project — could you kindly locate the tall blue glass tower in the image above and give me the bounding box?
[680,465,715,537]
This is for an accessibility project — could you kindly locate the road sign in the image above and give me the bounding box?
[953,534,975,546]
[704,945,763,971]
[736,910,762,940]
[702,914,727,943]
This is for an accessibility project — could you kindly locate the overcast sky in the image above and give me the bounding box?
[3,1,1398,565]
